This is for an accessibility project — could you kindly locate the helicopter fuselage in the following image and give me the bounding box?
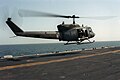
[6,18,95,44]
[57,23,95,42]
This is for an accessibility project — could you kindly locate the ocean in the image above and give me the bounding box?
[0,41,120,57]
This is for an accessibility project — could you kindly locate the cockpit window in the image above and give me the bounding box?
[88,28,92,32]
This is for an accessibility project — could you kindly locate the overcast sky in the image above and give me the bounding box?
[0,0,120,45]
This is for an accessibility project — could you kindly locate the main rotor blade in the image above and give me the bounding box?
[79,16,116,20]
[18,9,116,20]
[18,9,72,18]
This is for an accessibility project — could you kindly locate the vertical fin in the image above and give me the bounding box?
[6,18,23,35]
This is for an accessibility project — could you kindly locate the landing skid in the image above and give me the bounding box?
[64,40,95,45]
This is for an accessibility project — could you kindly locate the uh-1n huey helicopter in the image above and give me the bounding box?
[6,9,96,45]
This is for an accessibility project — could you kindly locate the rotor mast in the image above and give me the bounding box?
[71,15,79,24]
[73,15,75,24]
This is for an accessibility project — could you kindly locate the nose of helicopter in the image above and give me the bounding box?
[89,32,95,38]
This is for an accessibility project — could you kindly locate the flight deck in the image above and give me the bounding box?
[0,46,120,80]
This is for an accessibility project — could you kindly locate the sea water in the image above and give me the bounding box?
[0,41,120,56]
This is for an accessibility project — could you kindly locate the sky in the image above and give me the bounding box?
[0,0,120,45]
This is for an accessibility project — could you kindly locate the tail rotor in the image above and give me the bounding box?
[0,6,23,31]
[0,6,9,30]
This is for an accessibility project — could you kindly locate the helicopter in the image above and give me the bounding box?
[6,10,96,45]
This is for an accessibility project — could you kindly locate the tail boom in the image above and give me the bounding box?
[6,18,59,39]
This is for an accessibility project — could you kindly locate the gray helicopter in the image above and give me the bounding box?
[6,10,96,45]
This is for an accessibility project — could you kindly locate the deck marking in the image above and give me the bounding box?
[0,50,120,71]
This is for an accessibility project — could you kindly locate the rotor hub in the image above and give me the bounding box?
[7,18,11,21]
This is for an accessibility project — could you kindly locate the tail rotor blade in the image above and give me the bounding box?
[0,6,9,30]
[0,6,23,31]
[11,7,23,26]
